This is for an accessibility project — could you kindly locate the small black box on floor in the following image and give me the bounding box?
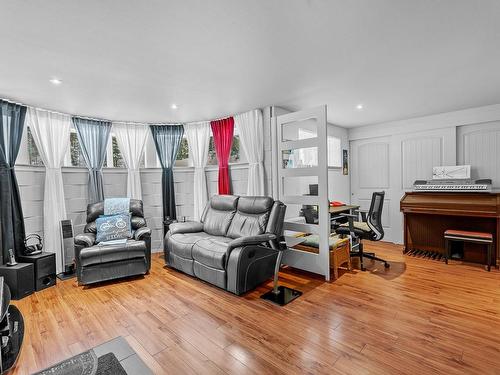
[17,252,56,291]
[0,263,35,300]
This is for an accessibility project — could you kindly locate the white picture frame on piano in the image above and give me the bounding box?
[432,165,471,180]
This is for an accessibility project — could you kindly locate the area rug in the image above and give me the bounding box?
[96,352,127,375]
[33,336,152,375]
[33,349,99,375]
[34,350,126,375]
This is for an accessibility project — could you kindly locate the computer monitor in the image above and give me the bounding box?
[309,184,318,196]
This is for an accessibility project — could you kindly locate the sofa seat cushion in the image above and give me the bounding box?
[168,232,209,259]
[192,237,231,270]
[193,261,226,289]
[79,239,146,267]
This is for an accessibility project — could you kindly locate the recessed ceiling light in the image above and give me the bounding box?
[171,103,178,109]
[49,78,62,85]
[356,104,364,110]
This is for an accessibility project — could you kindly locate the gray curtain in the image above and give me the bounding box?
[150,124,184,221]
[0,100,27,261]
[72,117,112,203]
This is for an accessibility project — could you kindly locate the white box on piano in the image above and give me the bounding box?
[432,165,471,180]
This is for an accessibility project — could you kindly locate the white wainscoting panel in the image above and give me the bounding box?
[401,137,443,189]
[458,121,500,188]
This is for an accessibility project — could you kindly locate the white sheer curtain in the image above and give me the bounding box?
[184,121,210,220]
[234,109,265,195]
[112,122,149,199]
[27,108,71,273]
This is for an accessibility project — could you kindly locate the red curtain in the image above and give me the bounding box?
[210,117,234,195]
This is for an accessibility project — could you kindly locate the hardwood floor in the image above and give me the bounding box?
[9,242,500,374]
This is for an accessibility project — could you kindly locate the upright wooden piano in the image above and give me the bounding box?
[400,192,500,266]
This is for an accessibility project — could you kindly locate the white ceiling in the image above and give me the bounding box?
[1,0,500,127]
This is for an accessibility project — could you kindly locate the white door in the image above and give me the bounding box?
[350,137,395,241]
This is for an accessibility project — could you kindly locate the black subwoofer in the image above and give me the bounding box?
[0,263,35,300]
[17,252,56,291]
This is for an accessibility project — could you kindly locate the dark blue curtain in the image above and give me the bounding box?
[150,124,184,221]
[0,100,27,261]
[72,117,112,203]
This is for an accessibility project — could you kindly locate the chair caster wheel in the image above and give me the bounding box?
[384,263,390,268]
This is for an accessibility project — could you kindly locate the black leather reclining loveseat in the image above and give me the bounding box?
[164,195,286,295]
[74,199,152,285]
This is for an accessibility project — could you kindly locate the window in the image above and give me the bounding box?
[140,133,190,168]
[102,134,126,168]
[69,131,86,167]
[26,127,44,166]
[328,136,342,168]
[297,129,317,167]
[110,136,126,168]
[175,137,190,167]
[207,132,243,166]
[282,130,341,169]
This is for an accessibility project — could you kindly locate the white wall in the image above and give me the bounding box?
[328,124,350,204]
[17,164,249,253]
[348,104,500,244]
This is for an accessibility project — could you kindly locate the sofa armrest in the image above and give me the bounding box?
[169,222,204,235]
[227,233,277,251]
[74,233,96,248]
[226,245,278,295]
[134,226,152,241]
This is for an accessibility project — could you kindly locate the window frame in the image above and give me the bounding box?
[327,136,342,169]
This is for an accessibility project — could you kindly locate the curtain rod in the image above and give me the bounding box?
[0,95,258,125]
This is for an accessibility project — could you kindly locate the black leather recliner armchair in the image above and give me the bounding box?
[164,195,286,295]
[74,199,152,285]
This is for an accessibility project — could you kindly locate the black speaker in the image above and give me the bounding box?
[0,263,34,300]
[17,252,56,292]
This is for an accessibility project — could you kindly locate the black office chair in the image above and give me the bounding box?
[336,191,390,270]
[302,207,319,224]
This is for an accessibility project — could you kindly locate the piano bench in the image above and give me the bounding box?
[444,230,493,271]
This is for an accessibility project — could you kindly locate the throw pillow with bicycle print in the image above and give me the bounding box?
[95,213,132,243]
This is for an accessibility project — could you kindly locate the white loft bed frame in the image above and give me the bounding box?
[271,105,332,281]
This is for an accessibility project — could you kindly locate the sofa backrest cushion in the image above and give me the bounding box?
[227,196,274,239]
[87,199,144,222]
[85,199,146,233]
[202,195,239,236]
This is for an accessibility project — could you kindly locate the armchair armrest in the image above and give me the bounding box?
[227,233,277,251]
[134,226,152,241]
[74,233,96,248]
[169,221,204,235]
